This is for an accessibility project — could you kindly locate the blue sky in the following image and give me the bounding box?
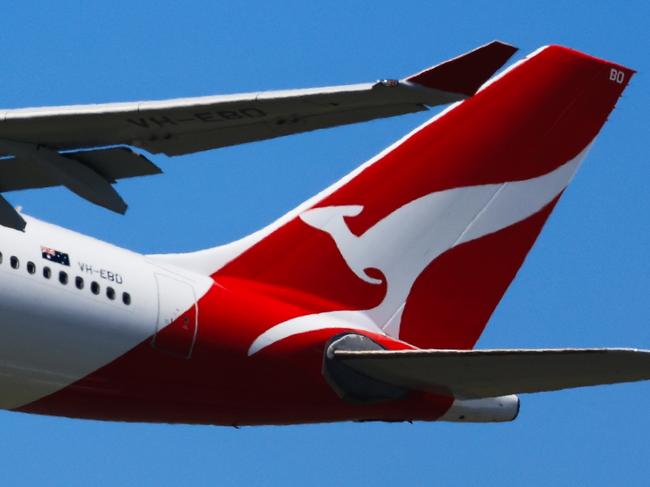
[1,1,649,485]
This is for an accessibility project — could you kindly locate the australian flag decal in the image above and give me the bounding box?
[41,246,70,266]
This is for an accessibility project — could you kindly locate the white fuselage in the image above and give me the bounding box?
[0,214,211,409]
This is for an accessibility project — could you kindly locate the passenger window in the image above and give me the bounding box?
[75,276,84,290]
[43,266,51,279]
[122,292,131,306]
[27,261,36,274]
[106,286,116,300]
[91,281,100,295]
[10,256,19,269]
[59,271,68,285]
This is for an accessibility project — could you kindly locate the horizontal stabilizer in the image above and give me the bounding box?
[334,348,650,398]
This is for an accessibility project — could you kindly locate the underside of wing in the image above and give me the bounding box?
[137,103,427,156]
[332,347,650,399]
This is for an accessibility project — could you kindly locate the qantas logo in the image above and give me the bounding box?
[248,144,590,355]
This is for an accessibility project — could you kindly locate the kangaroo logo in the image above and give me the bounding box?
[248,146,588,355]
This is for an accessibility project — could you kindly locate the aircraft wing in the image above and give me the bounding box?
[333,348,650,399]
[0,41,516,157]
[0,40,517,230]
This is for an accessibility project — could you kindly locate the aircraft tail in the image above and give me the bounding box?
[155,45,634,352]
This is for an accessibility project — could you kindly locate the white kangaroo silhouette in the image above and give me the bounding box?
[248,145,589,355]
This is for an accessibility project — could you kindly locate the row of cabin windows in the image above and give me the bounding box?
[1,252,131,305]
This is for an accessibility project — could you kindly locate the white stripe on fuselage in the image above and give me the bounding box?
[248,144,590,355]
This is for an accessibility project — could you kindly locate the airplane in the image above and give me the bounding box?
[0,40,646,426]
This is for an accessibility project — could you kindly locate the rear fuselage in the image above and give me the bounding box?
[0,215,450,425]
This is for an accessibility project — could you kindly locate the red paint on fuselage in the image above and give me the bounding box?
[19,278,451,425]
